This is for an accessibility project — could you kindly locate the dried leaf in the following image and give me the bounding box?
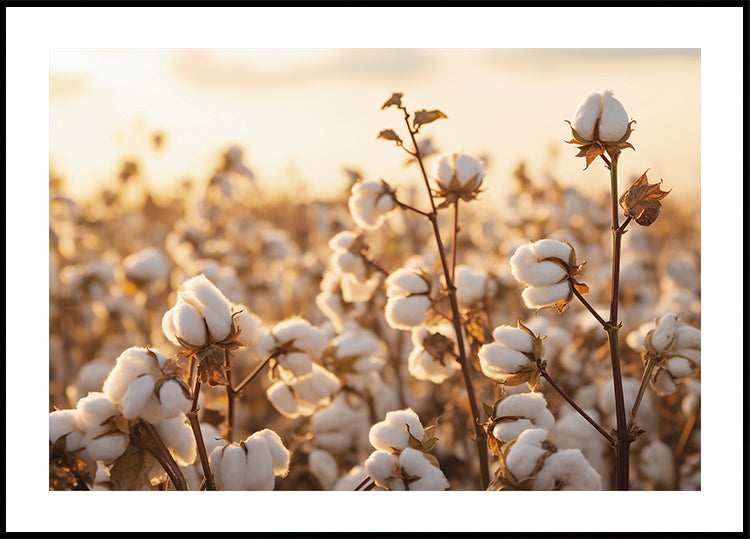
[381,92,403,110]
[376,129,403,146]
[108,441,154,491]
[573,281,590,295]
[465,309,492,346]
[619,171,671,226]
[413,109,447,129]
[583,145,603,170]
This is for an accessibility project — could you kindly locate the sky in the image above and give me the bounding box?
[6,6,745,535]
[49,47,701,206]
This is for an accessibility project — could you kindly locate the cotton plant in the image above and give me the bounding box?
[328,230,382,303]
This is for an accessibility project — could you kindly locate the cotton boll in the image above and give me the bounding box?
[203,304,233,342]
[598,90,629,141]
[218,444,249,491]
[82,432,130,464]
[266,382,299,418]
[531,239,573,261]
[666,356,694,379]
[478,343,529,381]
[120,375,157,419]
[674,325,701,350]
[158,380,191,419]
[270,319,328,359]
[639,440,675,484]
[252,429,290,477]
[348,181,396,230]
[571,91,603,140]
[533,449,602,490]
[233,308,263,348]
[651,369,678,395]
[103,348,154,404]
[309,449,338,490]
[155,415,196,466]
[169,302,208,347]
[49,409,83,451]
[510,243,568,286]
[332,328,379,360]
[124,247,170,283]
[385,295,431,330]
[369,408,425,452]
[492,326,534,354]
[521,282,571,308]
[454,265,489,306]
[386,268,430,295]
[505,428,549,481]
[365,450,399,487]
[650,312,678,352]
[333,465,370,491]
[75,392,120,433]
[279,352,314,378]
[200,423,226,457]
[243,436,276,490]
[492,393,555,442]
[399,448,449,490]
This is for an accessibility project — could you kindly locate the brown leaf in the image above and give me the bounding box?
[619,171,671,226]
[413,109,447,129]
[381,92,403,109]
[573,281,590,295]
[108,441,152,491]
[376,129,403,146]
[465,309,492,346]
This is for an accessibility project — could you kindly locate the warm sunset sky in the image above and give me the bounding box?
[50,47,701,206]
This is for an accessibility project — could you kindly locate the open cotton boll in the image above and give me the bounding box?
[278,352,314,378]
[650,312,679,352]
[598,90,629,142]
[639,440,675,484]
[120,375,157,419]
[124,247,170,283]
[505,428,549,481]
[332,329,379,360]
[369,408,425,452]
[233,308,263,348]
[434,153,485,191]
[531,239,573,261]
[511,243,568,286]
[454,265,490,306]
[651,370,678,395]
[158,380,191,419]
[252,429,290,477]
[216,444,248,491]
[492,326,534,354]
[478,343,530,382]
[666,356,694,379]
[200,423,226,457]
[82,431,130,464]
[309,449,338,490]
[266,382,299,418]
[365,450,399,487]
[399,448,449,491]
[155,414,196,466]
[674,325,701,350]
[103,348,157,404]
[269,318,328,360]
[571,91,603,141]
[492,393,555,442]
[386,268,431,295]
[243,436,276,490]
[49,409,84,451]
[385,295,431,330]
[339,273,380,303]
[533,449,602,490]
[75,392,120,433]
[522,283,572,308]
[348,181,397,230]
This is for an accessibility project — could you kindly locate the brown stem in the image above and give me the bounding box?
[400,105,490,490]
[451,200,459,281]
[187,377,216,490]
[232,352,278,395]
[131,429,187,491]
[537,362,613,444]
[571,285,608,328]
[354,475,373,491]
[395,197,431,218]
[627,354,658,436]
[360,252,390,277]
[606,151,630,490]
[224,349,234,441]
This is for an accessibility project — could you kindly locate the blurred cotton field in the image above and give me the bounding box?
[46,47,705,495]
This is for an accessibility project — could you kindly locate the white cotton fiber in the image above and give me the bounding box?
[522,282,571,308]
[667,356,694,379]
[252,429,290,476]
[266,382,299,418]
[158,380,190,419]
[365,450,399,485]
[173,302,207,346]
[571,91,603,140]
[219,444,249,491]
[385,295,431,330]
[492,326,534,354]
[674,325,701,350]
[639,440,675,484]
[49,409,83,450]
[531,239,573,262]
[309,449,338,490]
[155,415,196,467]
[234,309,263,347]
[75,392,120,432]
[598,90,629,142]
[243,436,276,490]
[478,343,529,374]
[386,268,430,295]
[533,449,602,490]
[120,375,156,419]
[505,428,549,481]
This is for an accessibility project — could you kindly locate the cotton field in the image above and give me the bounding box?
[49,91,702,495]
